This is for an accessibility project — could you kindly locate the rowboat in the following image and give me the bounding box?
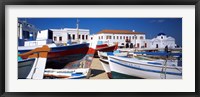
[94,43,118,57]
[19,43,95,69]
[44,68,91,79]
[18,45,50,79]
[108,55,182,79]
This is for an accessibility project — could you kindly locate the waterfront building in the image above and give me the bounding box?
[89,30,177,49]
[50,28,90,44]
[89,30,146,48]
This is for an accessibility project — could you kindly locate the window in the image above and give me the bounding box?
[99,36,100,39]
[129,36,131,39]
[117,36,119,39]
[82,35,84,40]
[120,36,122,39]
[54,36,57,41]
[161,36,163,39]
[101,36,103,39]
[135,36,137,39]
[132,36,134,39]
[140,36,144,39]
[113,36,115,39]
[106,36,111,39]
[109,36,112,39]
[91,37,93,40]
[78,35,81,39]
[123,36,125,39]
[68,34,71,40]
[72,34,75,40]
[59,37,62,41]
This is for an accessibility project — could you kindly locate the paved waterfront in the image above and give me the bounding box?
[89,58,109,79]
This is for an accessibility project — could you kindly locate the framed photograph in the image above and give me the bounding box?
[1,0,199,97]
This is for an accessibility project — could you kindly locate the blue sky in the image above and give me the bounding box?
[19,18,182,46]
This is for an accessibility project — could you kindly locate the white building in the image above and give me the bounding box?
[39,28,90,44]
[89,30,177,49]
[145,33,176,49]
[89,30,146,48]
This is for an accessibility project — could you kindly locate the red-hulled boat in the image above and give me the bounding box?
[94,43,118,57]
[18,43,96,69]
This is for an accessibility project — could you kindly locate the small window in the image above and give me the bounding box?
[78,35,81,39]
[132,36,134,39]
[113,36,115,39]
[54,36,57,41]
[120,36,122,39]
[135,36,137,39]
[82,35,84,40]
[68,34,71,40]
[109,36,112,39]
[161,36,163,39]
[99,36,100,39]
[59,37,62,41]
[140,36,144,39]
[123,36,125,39]
[101,36,103,39]
[117,36,119,39]
[106,36,108,39]
[91,37,93,40]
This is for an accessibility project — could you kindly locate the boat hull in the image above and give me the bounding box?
[99,58,111,73]
[19,43,95,69]
[44,68,91,79]
[98,51,128,79]
[108,56,182,79]
[94,44,118,57]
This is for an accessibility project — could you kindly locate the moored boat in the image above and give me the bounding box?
[44,68,91,79]
[19,43,95,69]
[18,45,50,79]
[108,55,182,79]
[94,43,118,57]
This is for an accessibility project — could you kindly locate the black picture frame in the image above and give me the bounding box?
[0,0,199,97]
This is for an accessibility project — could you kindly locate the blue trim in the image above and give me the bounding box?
[110,60,182,76]
[134,52,182,57]
[147,62,162,65]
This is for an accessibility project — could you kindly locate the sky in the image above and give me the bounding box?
[18,18,182,46]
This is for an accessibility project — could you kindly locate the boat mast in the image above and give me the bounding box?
[76,19,79,43]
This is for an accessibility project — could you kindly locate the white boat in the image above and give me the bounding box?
[43,68,91,79]
[108,55,182,79]
[97,51,128,78]
[18,45,50,79]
